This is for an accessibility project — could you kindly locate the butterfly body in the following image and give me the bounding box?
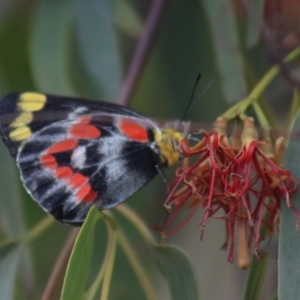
[0,92,184,224]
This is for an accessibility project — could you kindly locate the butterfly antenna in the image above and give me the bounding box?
[194,78,215,106]
[182,73,202,121]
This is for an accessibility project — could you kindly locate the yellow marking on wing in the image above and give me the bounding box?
[9,126,32,141]
[10,112,33,128]
[18,92,46,112]
[154,129,184,166]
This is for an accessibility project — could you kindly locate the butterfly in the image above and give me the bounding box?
[0,92,185,225]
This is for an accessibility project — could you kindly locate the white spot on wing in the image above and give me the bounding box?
[97,135,128,181]
[71,146,86,169]
[99,135,126,154]
[68,107,88,119]
[105,156,126,182]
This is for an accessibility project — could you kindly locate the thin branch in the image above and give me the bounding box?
[41,228,79,300]
[117,0,170,106]
[99,225,117,300]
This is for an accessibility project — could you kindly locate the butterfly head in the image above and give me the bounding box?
[154,128,184,166]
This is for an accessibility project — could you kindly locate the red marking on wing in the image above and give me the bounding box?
[70,124,101,139]
[55,166,73,179]
[46,139,78,154]
[68,172,98,203]
[119,118,149,142]
[40,155,58,169]
[83,190,98,203]
[68,172,88,188]
[76,184,91,201]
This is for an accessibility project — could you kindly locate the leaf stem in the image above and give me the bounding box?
[221,47,300,121]
[118,230,157,300]
[84,262,105,300]
[251,102,271,141]
[99,224,117,300]
[115,205,156,244]
[289,89,300,127]
[25,216,55,243]
[84,213,117,300]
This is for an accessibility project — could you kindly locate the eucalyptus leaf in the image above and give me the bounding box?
[30,0,74,94]
[0,71,26,243]
[74,0,122,101]
[0,80,34,293]
[115,0,143,38]
[0,241,22,300]
[0,125,25,239]
[201,0,246,103]
[61,206,101,300]
[245,0,264,48]
[155,245,200,300]
[279,107,300,299]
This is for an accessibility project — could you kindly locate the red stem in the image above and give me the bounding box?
[117,0,170,106]
[41,228,79,300]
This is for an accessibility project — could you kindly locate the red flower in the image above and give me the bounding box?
[162,118,298,268]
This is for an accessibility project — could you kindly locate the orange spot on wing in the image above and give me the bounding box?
[68,172,88,188]
[119,118,149,142]
[55,167,73,179]
[76,184,91,202]
[46,139,78,154]
[70,124,101,139]
[83,190,98,203]
[40,155,57,169]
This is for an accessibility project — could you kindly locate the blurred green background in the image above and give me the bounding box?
[0,0,297,299]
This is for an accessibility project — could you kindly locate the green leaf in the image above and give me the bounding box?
[0,12,34,291]
[245,0,264,48]
[0,7,35,91]
[201,0,246,103]
[0,241,22,300]
[61,206,101,300]
[0,62,26,239]
[155,245,200,300]
[0,125,34,294]
[279,107,300,299]
[30,0,74,94]
[115,0,143,38]
[243,255,268,300]
[0,148,26,238]
[74,0,122,100]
